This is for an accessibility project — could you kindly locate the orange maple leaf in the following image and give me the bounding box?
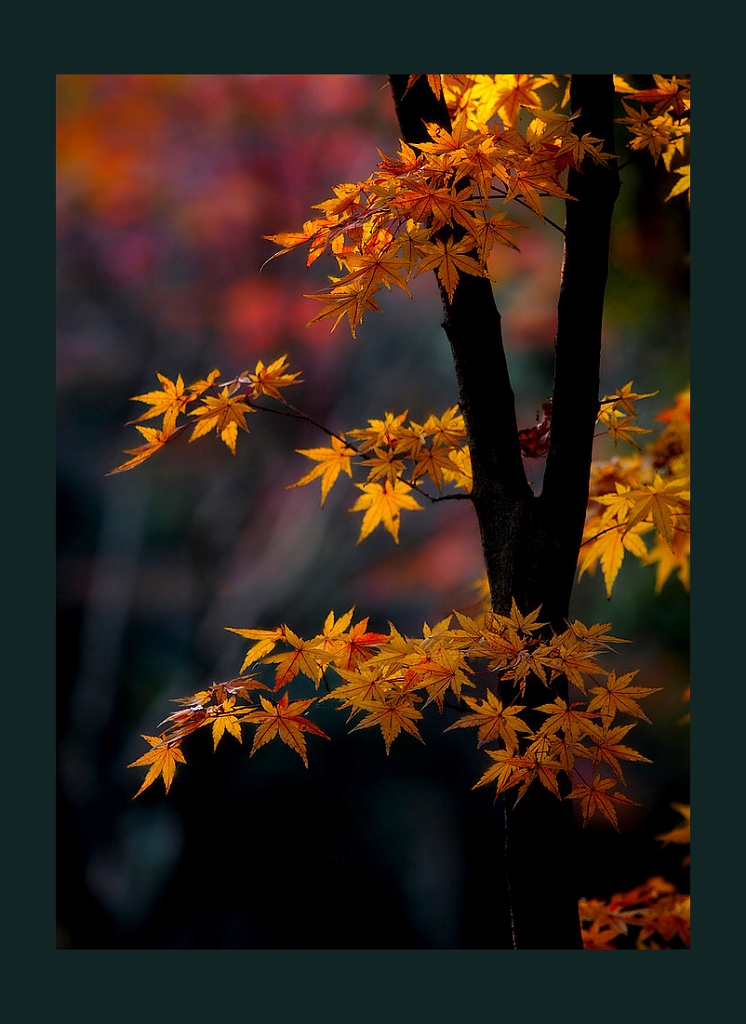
[243,693,329,767]
[305,281,382,338]
[587,669,662,723]
[444,690,531,751]
[348,694,424,754]
[472,748,533,799]
[330,617,389,672]
[569,773,640,829]
[414,235,487,302]
[263,626,334,689]
[576,721,652,781]
[128,735,187,798]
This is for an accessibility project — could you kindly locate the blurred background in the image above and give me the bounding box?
[56,74,689,949]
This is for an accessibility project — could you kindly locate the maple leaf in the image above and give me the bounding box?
[288,435,356,505]
[656,803,690,847]
[645,530,690,592]
[535,697,596,745]
[264,626,334,689]
[128,372,191,433]
[322,663,392,716]
[348,411,409,452]
[577,721,652,781]
[208,697,245,752]
[492,74,548,126]
[348,479,422,544]
[578,521,651,599]
[665,164,690,203]
[587,669,662,724]
[312,181,366,219]
[420,406,467,448]
[600,381,659,418]
[444,690,531,751]
[544,638,609,694]
[313,607,355,654]
[189,386,254,454]
[403,648,473,709]
[472,748,533,799]
[186,368,221,398]
[339,243,413,300]
[569,773,640,829]
[225,625,284,672]
[329,617,388,672]
[493,598,546,635]
[442,447,472,491]
[516,739,564,800]
[243,355,302,401]
[243,693,329,767]
[348,694,424,754]
[128,735,187,798]
[624,473,689,549]
[264,217,334,265]
[108,425,173,475]
[414,235,487,302]
[305,281,382,338]
[410,442,458,491]
[359,446,406,487]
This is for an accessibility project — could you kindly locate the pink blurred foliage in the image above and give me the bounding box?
[56,74,398,375]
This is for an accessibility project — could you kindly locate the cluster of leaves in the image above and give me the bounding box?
[108,356,301,475]
[265,74,612,336]
[112,360,690,589]
[580,803,690,949]
[614,74,690,203]
[580,384,690,596]
[263,74,688,338]
[117,364,688,828]
[129,596,664,831]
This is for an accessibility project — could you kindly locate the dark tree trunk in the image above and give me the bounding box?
[389,73,619,949]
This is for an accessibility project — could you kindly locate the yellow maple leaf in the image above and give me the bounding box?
[108,425,173,476]
[348,479,423,544]
[244,355,302,401]
[128,372,191,433]
[288,435,355,505]
[225,625,284,672]
[209,697,244,752]
[665,164,690,203]
[624,473,689,550]
[578,521,650,598]
[188,386,254,454]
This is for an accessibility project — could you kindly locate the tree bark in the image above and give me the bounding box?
[388,74,619,949]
